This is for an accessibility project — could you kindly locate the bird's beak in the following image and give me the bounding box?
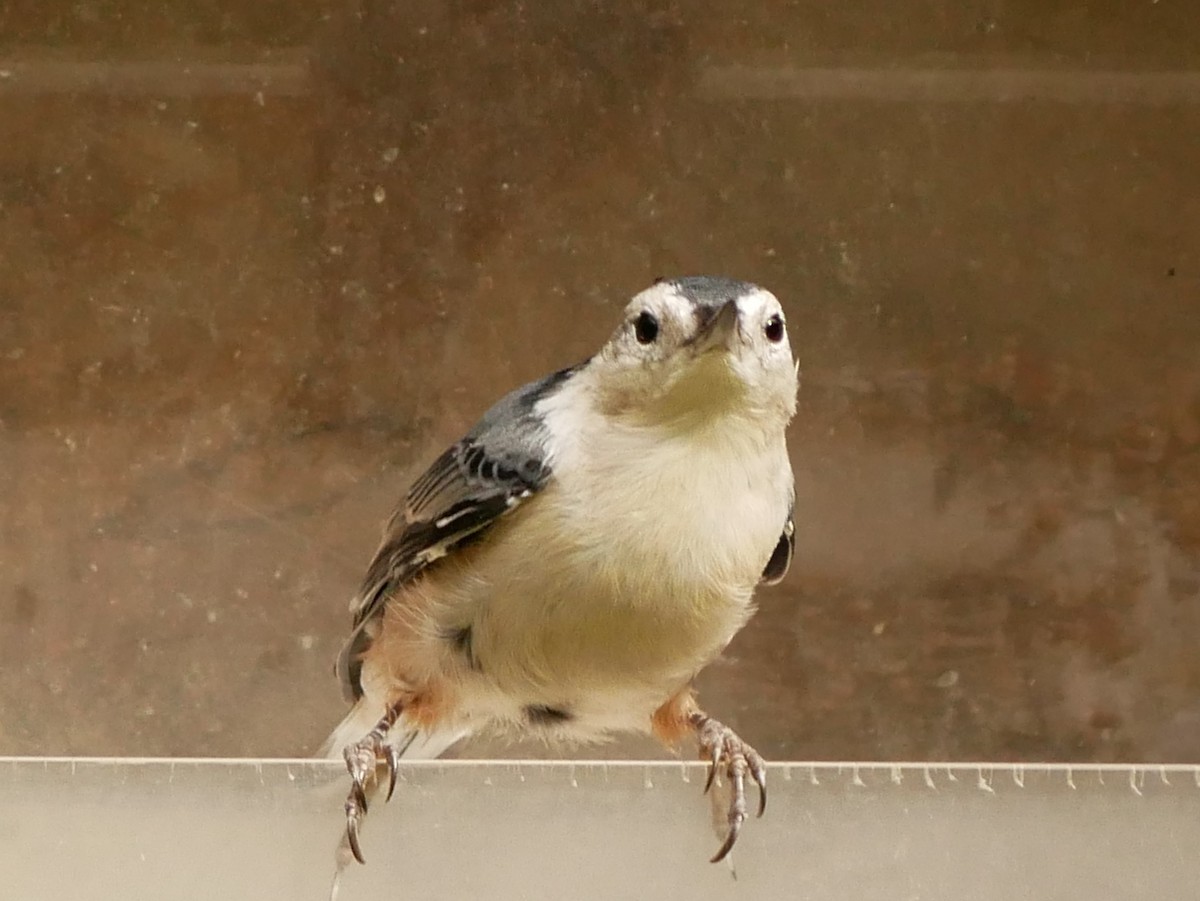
[693,299,740,353]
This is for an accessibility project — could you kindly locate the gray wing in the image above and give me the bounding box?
[759,501,794,586]
[336,365,580,700]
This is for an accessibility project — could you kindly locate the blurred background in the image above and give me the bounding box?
[1,2,1197,762]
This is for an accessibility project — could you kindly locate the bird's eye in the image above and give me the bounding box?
[634,310,659,344]
[764,314,785,343]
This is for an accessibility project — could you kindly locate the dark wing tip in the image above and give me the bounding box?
[760,515,794,586]
[335,628,370,702]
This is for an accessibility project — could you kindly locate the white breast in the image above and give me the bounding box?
[441,379,792,727]
[540,392,792,602]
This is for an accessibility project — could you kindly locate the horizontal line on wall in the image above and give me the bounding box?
[2,56,1198,105]
[0,59,310,97]
[699,65,1200,104]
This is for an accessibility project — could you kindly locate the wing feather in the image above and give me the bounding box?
[759,501,795,586]
[335,365,579,700]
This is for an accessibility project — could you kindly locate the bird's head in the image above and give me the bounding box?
[588,276,798,432]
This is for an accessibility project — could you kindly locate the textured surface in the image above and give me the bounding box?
[1,3,1199,761]
[2,758,1199,901]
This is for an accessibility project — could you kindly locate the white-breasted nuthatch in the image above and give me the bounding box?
[322,275,797,870]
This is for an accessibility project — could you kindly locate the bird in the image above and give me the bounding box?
[321,275,797,870]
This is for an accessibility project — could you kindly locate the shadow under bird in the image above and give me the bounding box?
[321,275,798,874]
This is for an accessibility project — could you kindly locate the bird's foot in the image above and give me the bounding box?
[690,712,767,863]
[341,706,404,865]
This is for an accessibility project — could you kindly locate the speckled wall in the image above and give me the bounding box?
[1,1,1198,761]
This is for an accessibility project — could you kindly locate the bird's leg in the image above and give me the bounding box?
[652,690,767,863]
[342,700,405,865]
[689,711,767,862]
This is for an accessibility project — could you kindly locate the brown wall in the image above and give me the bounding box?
[1,2,1198,761]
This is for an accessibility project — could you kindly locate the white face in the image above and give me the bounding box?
[590,277,798,428]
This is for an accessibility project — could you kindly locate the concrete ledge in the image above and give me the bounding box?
[1,759,1197,900]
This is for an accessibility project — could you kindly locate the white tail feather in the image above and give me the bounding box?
[317,699,470,761]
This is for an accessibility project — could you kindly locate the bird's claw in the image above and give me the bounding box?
[344,796,366,865]
[385,744,402,802]
[692,714,767,863]
[341,732,403,865]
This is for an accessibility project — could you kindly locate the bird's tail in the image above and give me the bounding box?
[317,698,468,761]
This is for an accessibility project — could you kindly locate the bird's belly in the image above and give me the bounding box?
[488,579,744,686]
[466,585,743,737]
[456,514,758,729]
